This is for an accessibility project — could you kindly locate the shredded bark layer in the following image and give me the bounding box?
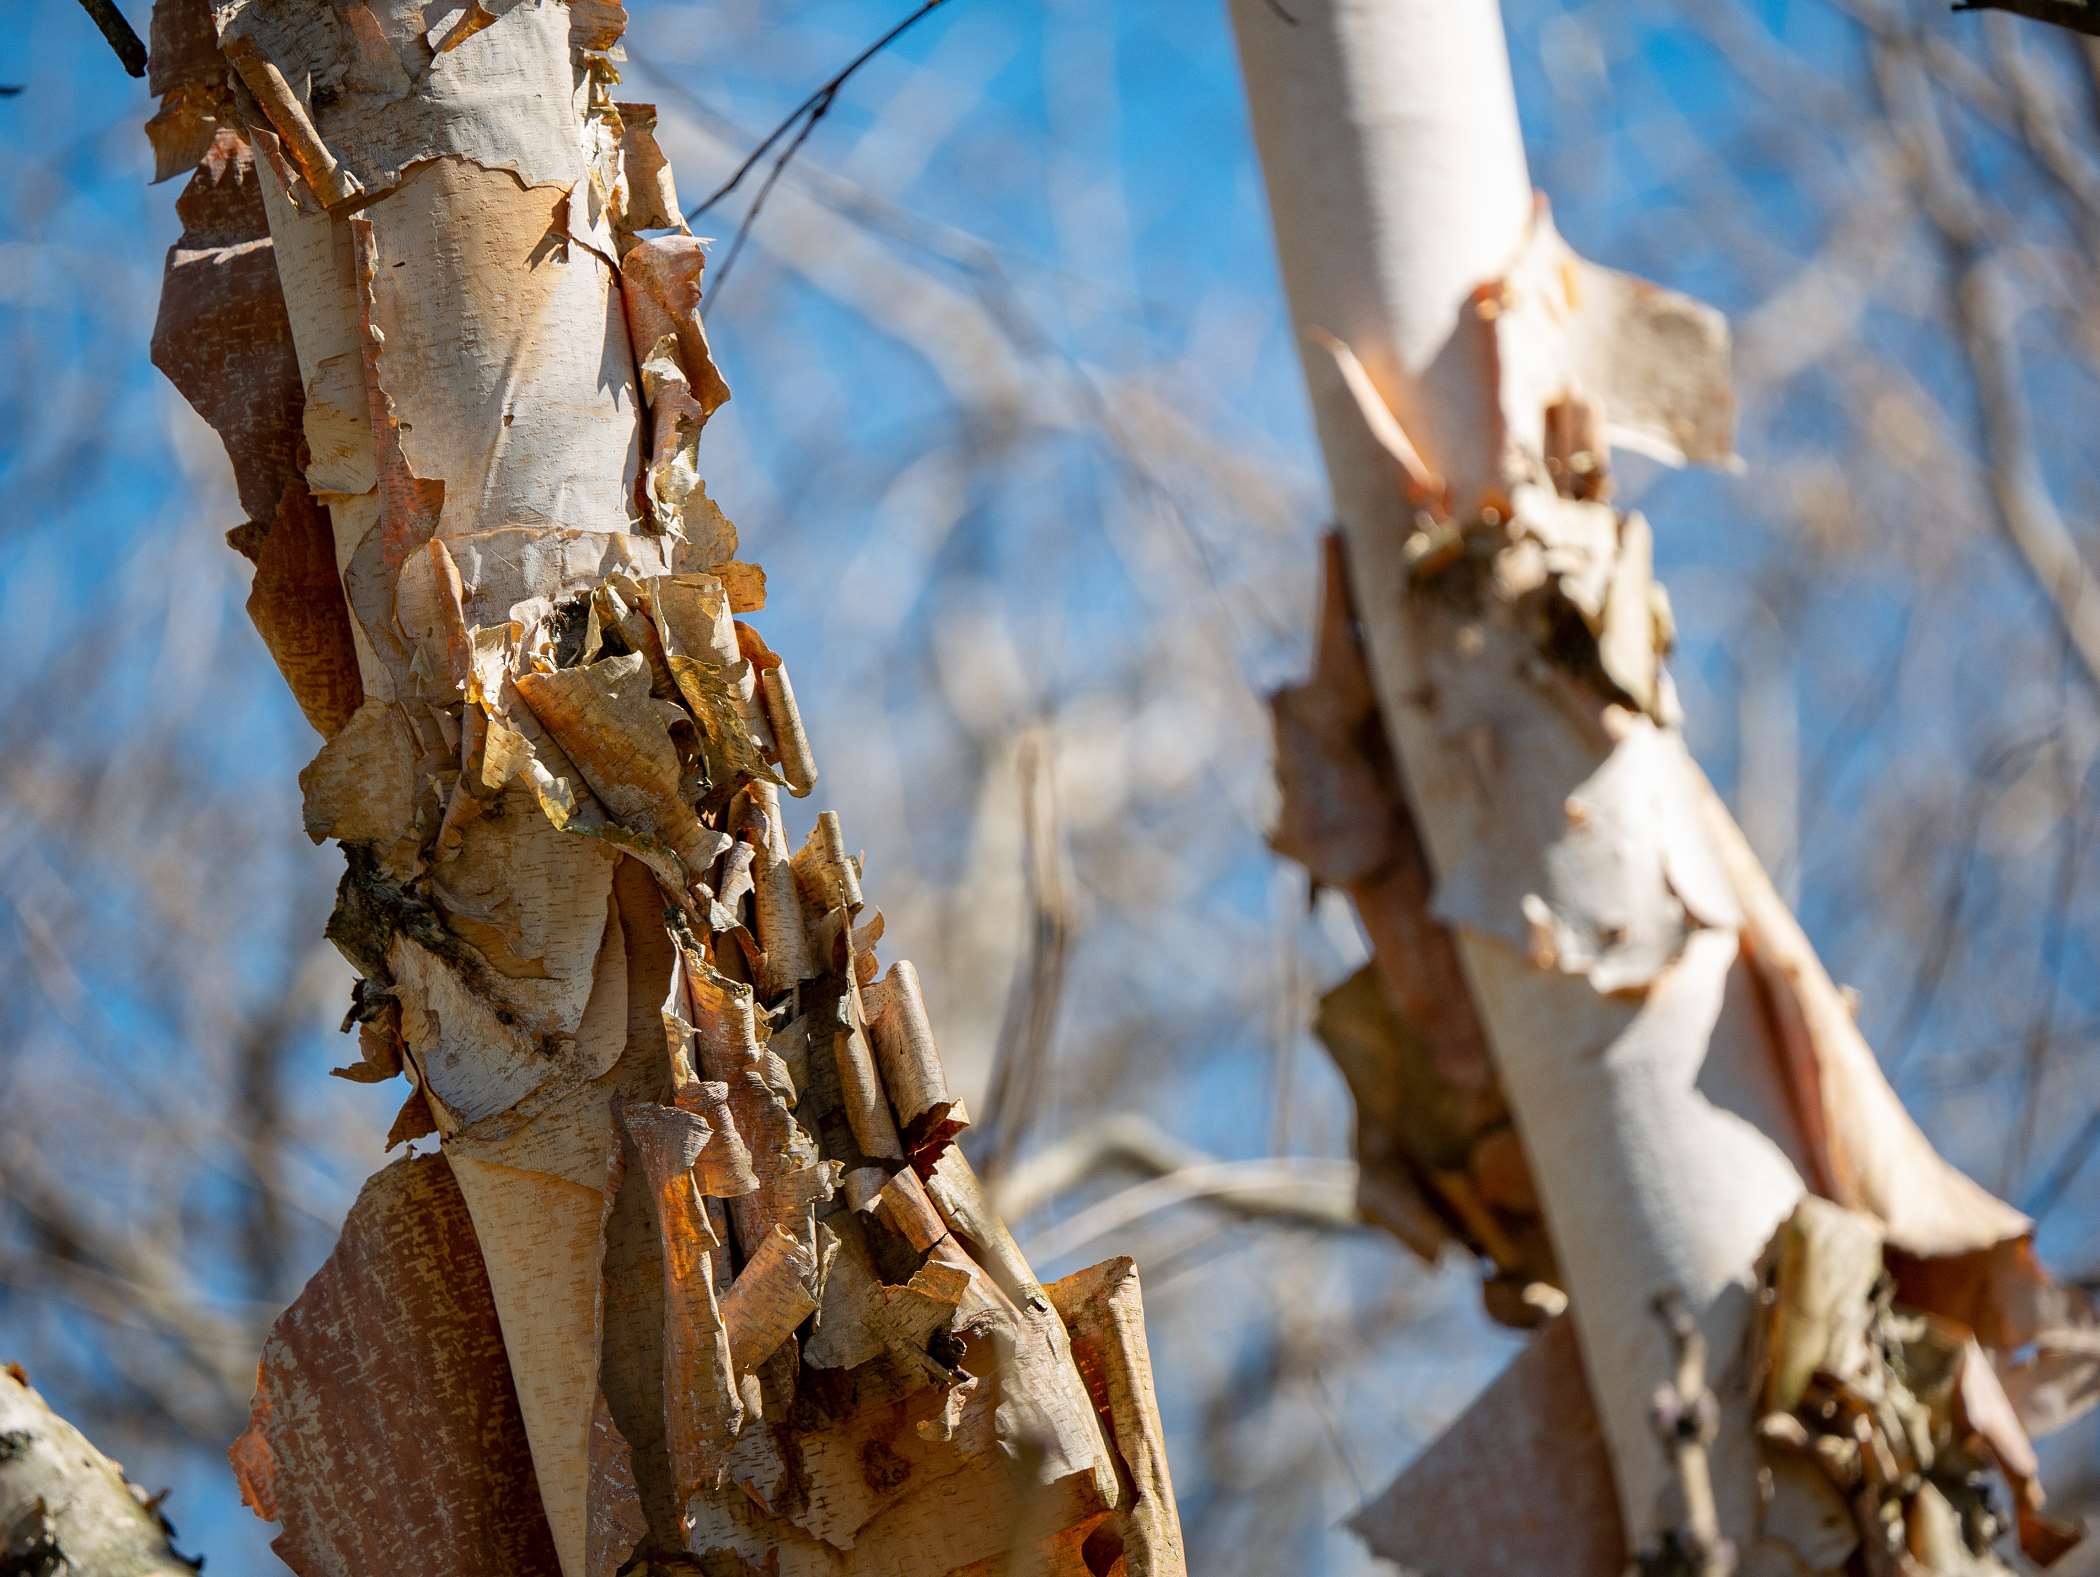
[146,1,1182,1571]
[1247,53,2099,1566]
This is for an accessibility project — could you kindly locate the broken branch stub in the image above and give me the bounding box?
[147,0,1181,1570]
[1233,0,2092,1566]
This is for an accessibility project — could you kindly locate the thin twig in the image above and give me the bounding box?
[991,1111,1210,1223]
[685,0,953,222]
[1883,729,2054,1074]
[1018,1157,1359,1268]
[704,93,825,309]
[2008,660,2087,1193]
[973,734,1070,1183]
[1953,0,2100,39]
[72,0,147,77]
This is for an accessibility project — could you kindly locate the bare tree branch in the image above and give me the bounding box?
[70,0,146,77]
[1954,0,2100,40]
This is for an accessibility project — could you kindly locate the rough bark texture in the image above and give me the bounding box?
[0,1365,202,1577]
[145,2,1182,1572]
[1231,0,2098,1571]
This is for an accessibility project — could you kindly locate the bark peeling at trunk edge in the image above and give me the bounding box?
[145,1,1184,1572]
[1233,0,2099,1570]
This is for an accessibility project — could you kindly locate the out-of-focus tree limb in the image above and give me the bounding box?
[1872,23,2100,697]
[1020,1158,1359,1268]
[0,1149,254,1422]
[974,733,1071,1181]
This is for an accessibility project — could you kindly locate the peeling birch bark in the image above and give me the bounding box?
[1230,1,2096,1570]
[145,1,1182,1570]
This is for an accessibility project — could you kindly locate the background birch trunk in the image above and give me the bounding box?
[1,1365,201,1576]
[1231,1,2098,1570]
[142,2,1182,1572]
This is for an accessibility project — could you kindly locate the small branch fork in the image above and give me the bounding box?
[1635,1291,1737,1577]
[686,0,955,303]
[1952,0,2100,38]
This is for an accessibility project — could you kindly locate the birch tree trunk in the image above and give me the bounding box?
[144,2,1182,1572]
[0,1366,201,1576]
[1231,2,2098,1571]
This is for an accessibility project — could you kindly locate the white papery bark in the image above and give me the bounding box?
[0,1368,199,1577]
[1228,0,2032,1553]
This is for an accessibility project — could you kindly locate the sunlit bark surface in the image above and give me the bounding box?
[1231,1,2099,1572]
[144,1,1183,1571]
[0,1365,202,1577]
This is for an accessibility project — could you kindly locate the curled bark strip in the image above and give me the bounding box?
[718,1224,825,1376]
[619,1099,746,1507]
[221,34,363,208]
[1479,199,1736,476]
[1271,535,1493,1090]
[759,662,817,797]
[1044,1258,1187,1577]
[585,1392,649,1577]
[865,960,969,1165]
[151,126,362,737]
[923,1146,1050,1315]
[1693,765,2030,1262]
